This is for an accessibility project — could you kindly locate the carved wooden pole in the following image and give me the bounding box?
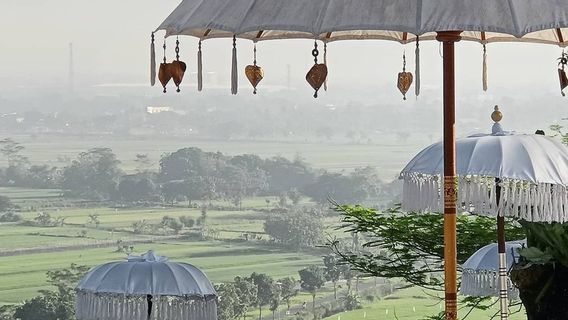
[436,30,462,320]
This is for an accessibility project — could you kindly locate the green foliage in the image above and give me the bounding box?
[117,174,157,202]
[215,282,239,320]
[161,215,183,234]
[14,264,88,320]
[0,305,16,320]
[87,213,100,228]
[521,221,568,267]
[323,254,341,299]
[179,215,195,228]
[264,207,324,249]
[0,195,13,212]
[330,205,525,291]
[278,277,298,310]
[299,266,326,295]
[33,212,54,227]
[303,167,382,204]
[131,219,149,234]
[249,272,278,318]
[342,292,362,311]
[62,148,122,200]
[233,276,258,319]
[299,265,326,319]
[0,138,28,167]
[0,211,21,222]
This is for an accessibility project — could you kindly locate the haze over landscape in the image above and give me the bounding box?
[0,1,567,320]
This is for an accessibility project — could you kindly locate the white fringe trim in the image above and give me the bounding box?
[401,173,568,223]
[460,269,519,300]
[75,290,217,320]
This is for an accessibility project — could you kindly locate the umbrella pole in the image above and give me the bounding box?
[437,31,462,320]
[496,179,509,320]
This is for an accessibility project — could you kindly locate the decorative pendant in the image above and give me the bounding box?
[558,51,568,97]
[159,41,170,93]
[306,64,327,98]
[397,52,413,100]
[245,43,264,94]
[306,41,328,98]
[158,63,172,93]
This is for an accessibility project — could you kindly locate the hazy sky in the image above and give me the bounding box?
[0,0,567,133]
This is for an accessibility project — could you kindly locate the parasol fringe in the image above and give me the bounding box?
[401,172,568,223]
[460,269,519,300]
[415,37,420,97]
[197,41,203,92]
[231,36,238,95]
[75,290,217,320]
[482,44,488,91]
[150,33,156,87]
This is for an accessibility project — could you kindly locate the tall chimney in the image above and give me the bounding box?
[69,42,74,93]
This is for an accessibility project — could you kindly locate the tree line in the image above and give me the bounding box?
[0,138,399,207]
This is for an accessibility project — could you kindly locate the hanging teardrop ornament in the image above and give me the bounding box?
[245,43,264,94]
[171,37,187,93]
[306,41,328,98]
[158,40,171,93]
[558,50,568,97]
[397,52,413,100]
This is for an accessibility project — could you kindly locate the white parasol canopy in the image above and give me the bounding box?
[460,241,525,300]
[400,128,568,223]
[75,251,217,320]
[157,0,568,45]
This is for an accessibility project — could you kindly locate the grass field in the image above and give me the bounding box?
[324,286,526,320]
[0,188,336,305]
[0,240,324,305]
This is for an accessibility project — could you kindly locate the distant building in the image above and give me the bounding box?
[146,106,172,114]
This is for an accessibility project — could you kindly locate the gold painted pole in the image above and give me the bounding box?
[436,31,462,320]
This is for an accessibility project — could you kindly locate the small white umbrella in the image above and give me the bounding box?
[460,240,525,300]
[400,107,568,319]
[75,251,217,320]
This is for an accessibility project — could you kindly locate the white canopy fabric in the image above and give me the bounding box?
[157,0,568,46]
[400,132,568,222]
[460,240,525,299]
[77,251,216,296]
[75,251,217,320]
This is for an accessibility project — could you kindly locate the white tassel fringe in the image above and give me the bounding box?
[460,269,519,300]
[75,290,217,320]
[401,173,568,223]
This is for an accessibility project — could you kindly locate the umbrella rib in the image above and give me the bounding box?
[164,263,182,296]
[557,28,565,44]
[94,263,124,293]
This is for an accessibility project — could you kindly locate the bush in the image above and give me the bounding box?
[0,212,22,222]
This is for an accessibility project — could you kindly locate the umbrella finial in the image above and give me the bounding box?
[491,105,502,123]
[491,106,504,134]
